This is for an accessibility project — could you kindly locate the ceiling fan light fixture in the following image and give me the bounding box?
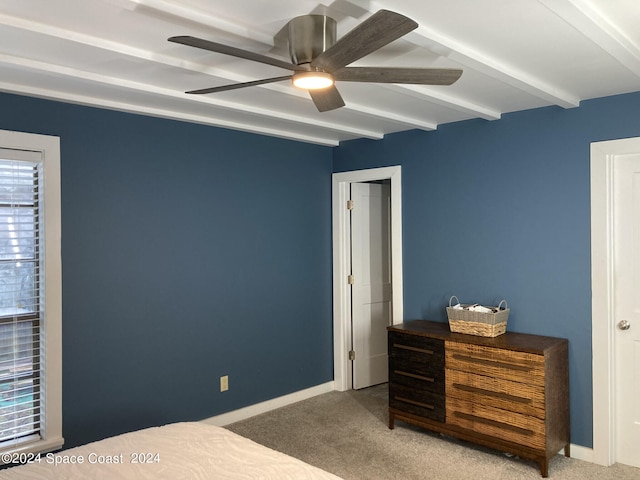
[292,71,334,90]
[170,10,461,112]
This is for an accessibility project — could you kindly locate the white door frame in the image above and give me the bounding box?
[590,136,640,466]
[332,166,403,392]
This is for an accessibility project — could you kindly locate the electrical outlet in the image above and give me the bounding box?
[220,375,229,392]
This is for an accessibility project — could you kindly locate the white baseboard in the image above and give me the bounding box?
[200,381,335,427]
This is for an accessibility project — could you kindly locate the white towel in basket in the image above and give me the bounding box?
[469,305,492,313]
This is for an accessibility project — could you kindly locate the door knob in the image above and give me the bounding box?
[618,320,631,331]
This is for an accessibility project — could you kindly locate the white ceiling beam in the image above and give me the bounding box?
[0,11,291,88]
[0,12,384,139]
[339,102,438,131]
[118,0,275,45]
[538,0,640,78]
[0,79,339,146]
[404,27,580,109]
[0,11,309,101]
[0,14,383,141]
[0,12,176,69]
[348,0,580,108]
[0,52,382,143]
[385,84,501,121]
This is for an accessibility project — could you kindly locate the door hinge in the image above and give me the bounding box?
[347,199,354,210]
[347,274,355,285]
[348,350,356,361]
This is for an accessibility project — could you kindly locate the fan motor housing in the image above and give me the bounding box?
[288,15,336,66]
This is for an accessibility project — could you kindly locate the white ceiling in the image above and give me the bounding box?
[1,0,639,146]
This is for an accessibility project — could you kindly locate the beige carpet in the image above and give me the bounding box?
[226,384,639,480]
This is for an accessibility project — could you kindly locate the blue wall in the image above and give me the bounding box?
[0,92,334,448]
[3,88,640,451]
[333,91,640,448]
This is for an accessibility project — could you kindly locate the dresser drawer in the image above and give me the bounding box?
[390,363,445,394]
[445,341,544,386]
[390,331,444,352]
[390,353,445,381]
[389,332,444,365]
[390,383,445,422]
[446,369,544,418]
[446,397,545,450]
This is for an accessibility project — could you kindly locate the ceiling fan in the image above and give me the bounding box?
[168,10,462,112]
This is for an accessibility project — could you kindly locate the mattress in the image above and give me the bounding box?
[0,422,344,479]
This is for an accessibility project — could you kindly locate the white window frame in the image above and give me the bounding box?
[0,129,63,458]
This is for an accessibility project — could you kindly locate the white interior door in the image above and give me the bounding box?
[613,153,640,468]
[350,182,391,389]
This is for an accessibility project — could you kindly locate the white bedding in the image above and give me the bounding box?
[0,422,344,479]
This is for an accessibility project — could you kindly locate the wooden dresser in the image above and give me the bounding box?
[388,320,569,478]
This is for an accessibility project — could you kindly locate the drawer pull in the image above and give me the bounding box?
[395,396,435,410]
[452,383,532,404]
[394,344,434,355]
[395,370,435,383]
[453,411,534,437]
[452,353,531,372]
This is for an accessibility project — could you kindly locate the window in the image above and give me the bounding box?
[0,130,62,458]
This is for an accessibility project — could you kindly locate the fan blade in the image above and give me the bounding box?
[308,85,345,112]
[334,67,462,85]
[169,36,297,71]
[311,10,417,72]
[186,76,292,94]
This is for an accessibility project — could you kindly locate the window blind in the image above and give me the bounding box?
[0,148,42,446]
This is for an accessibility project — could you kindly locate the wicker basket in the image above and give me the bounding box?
[446,295,509,337]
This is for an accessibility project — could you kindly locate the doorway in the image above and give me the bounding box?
[591,137,640,468]
[350,180,392,389]
[332,166,403,392]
